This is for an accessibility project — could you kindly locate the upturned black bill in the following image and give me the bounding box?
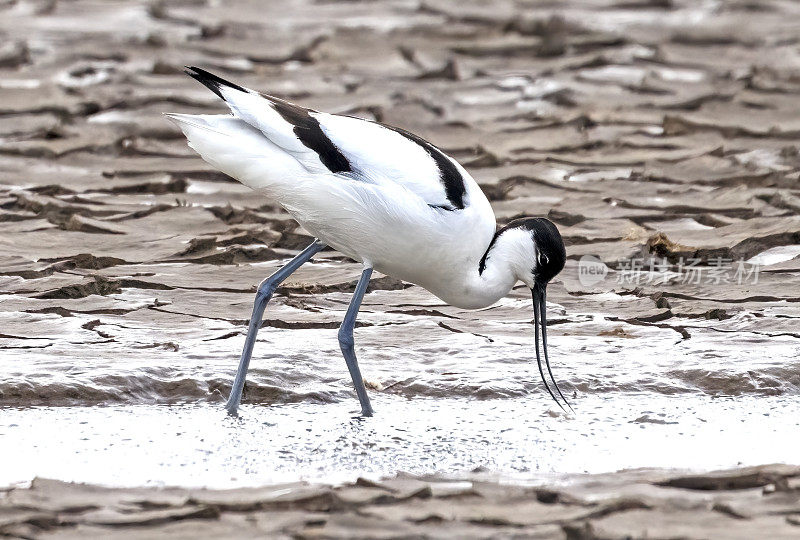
[532,286,573,412]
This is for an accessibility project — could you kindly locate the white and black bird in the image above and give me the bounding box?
[166,67,569,417]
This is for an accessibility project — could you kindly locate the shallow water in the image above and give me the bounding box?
[2,298,798,407]
[3,394,798,489]
[2,307,799,488]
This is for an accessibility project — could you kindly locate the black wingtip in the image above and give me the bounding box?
[183,66,248,101]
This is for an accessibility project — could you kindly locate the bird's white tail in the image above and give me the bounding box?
[164,113,306,192]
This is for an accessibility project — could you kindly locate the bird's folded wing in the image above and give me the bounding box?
[184,67,468,210]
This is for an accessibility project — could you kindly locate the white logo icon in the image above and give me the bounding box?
[578,255,608,286]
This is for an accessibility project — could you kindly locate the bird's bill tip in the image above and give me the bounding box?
[531,284,574,413]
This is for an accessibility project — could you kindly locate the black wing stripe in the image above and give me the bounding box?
[382,125,466,210]
[184,66,351,174]
[269,99,352,174]
[184,67,464,201]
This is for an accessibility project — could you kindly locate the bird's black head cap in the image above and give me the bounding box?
[525,217,566,287]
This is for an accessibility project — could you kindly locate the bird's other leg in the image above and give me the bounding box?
[225,240,326,416]
[338,266,374,417]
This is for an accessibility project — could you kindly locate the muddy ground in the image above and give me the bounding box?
[1,0,800,537]
[3,465,800,539]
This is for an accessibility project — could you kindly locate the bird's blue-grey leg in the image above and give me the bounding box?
[225,240,326,415]
[338,266,374,417]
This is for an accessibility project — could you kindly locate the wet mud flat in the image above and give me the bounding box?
[1,0,800,532]
[3,465,800,539]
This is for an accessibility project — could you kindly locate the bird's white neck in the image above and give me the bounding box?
[435,227,536,309]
